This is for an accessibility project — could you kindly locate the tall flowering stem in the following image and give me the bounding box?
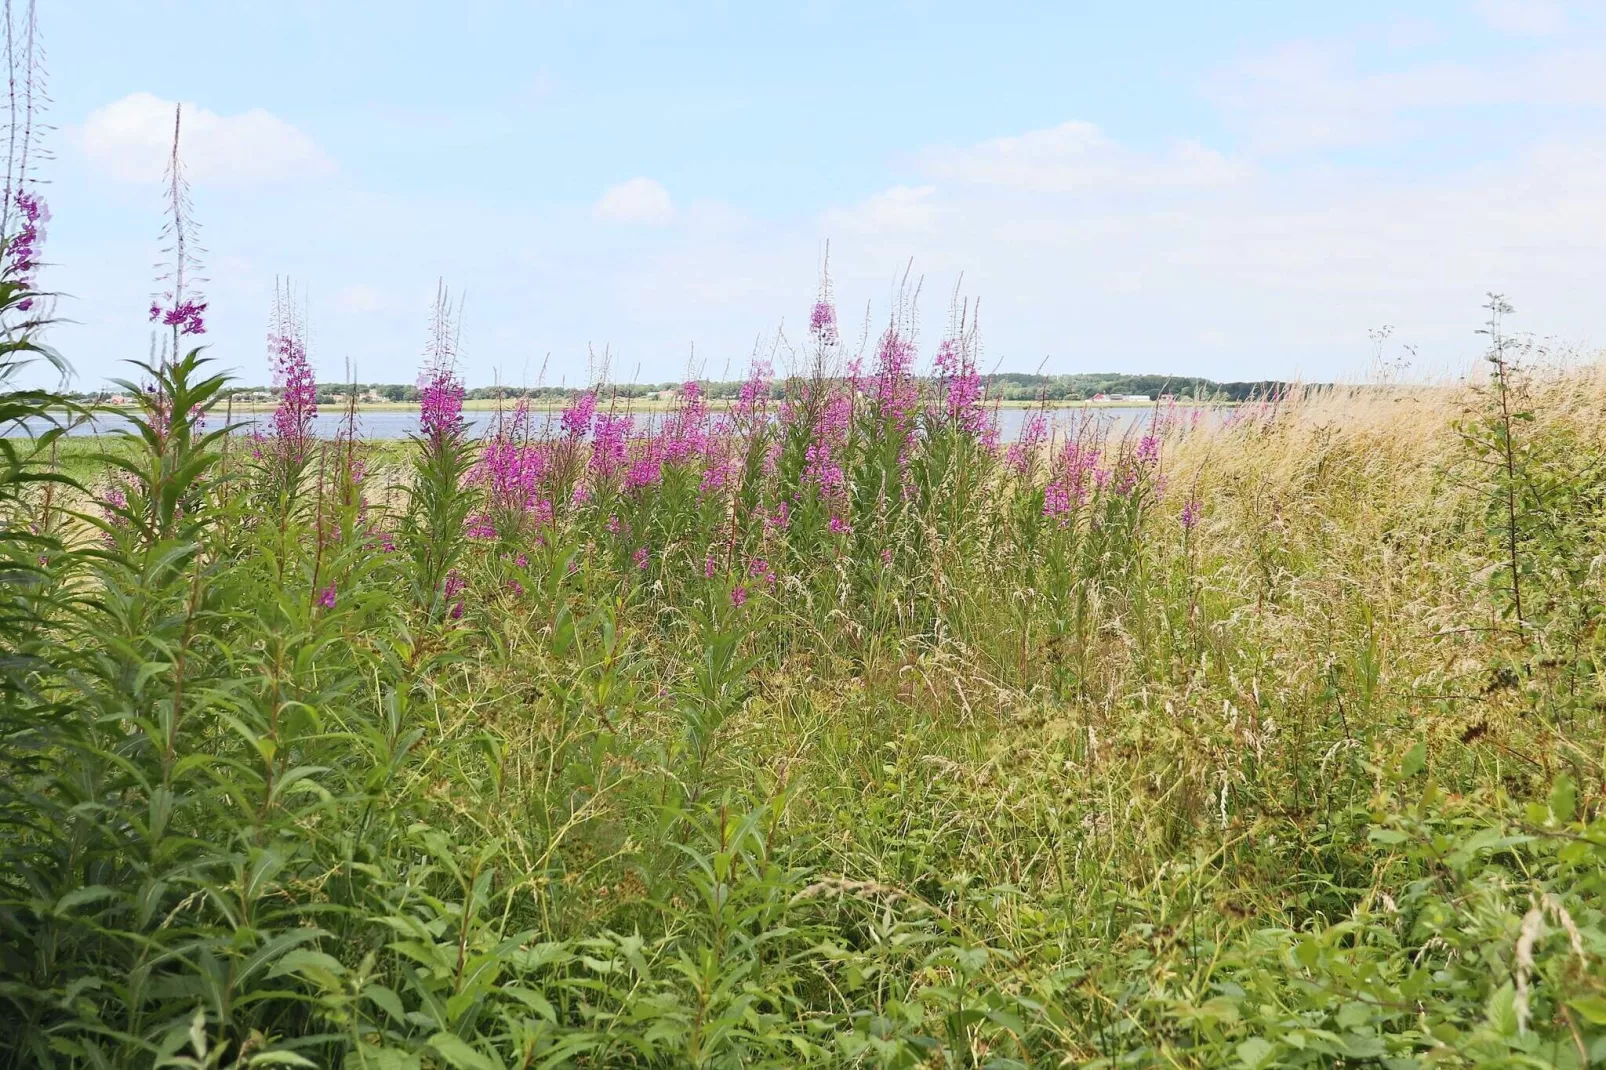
[931,299,991,441]
[148,104,207,354]
[2,0,50,316]
[268,280,316,455]
[399,280,477,619]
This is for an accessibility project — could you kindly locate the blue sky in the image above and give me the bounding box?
[31,0,1606,387]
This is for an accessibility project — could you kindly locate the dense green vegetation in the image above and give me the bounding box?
[3,281,1605,1069]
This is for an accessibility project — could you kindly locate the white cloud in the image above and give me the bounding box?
[593,177,674,225]
[1477,0,1565,36]
[76,92,334,184]
[335,284,387,314]
[824,185,937,233]
[923,121,1249,193]
[1211,37,1606,152]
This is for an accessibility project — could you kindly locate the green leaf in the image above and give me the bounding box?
[247,1052,319,1067]
[363,984,408,1023]
[1567,995,1606,1025]
[427,1034,500,1070]
[502,985,557,1022]
[1337,1000,1372,1030]
[1401,741,1427,778]
[350,1050,421,1070]
[55,885,118,914]
[268,949,348,981]
[1237,1037,1275,1068]
[1550,774,1577,823]
[1486,981,1518,1036]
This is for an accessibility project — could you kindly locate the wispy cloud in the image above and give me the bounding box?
[1210,36,1606,152]
[823,185,937,234]
[593,177,675,225]
[75,92,334,184]
[1476,0,1566,36]
[922,121,1248,193]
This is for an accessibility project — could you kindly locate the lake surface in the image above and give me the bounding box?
[15,404,1204,442]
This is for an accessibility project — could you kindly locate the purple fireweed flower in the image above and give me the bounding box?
[507,578,525,597]
[747,557,776,589]
[316,584,337,609]
[590,413,630,481]
[932,336,989,437]
[624,449,664,493]
[704,554,718,579]
[151,105,208,340]
[477,436,552,514]
[444,569,467,619]
[605,514,622,535]
[804,388,852,500]
[149,299,207,337]
[803,441,845,496]
[828,515,850,535]
[1043,443,1102,524]
[561,391,597,438]
[633,546,650,570]
[418,365,465,444]
[6,191,48,309]
[871,328,919,437]
[880,547,892,565]
[1006,411,1049,476]
[466,514,497,539]
[659,381,709,464]
[263,284,317,464]
[731,361,772,429]
[730,584,748,608]
[1136,433,1160,467]
[444,570,466,600]
[699,459,735,495]
[1180,497,1201,530]
[514,553,528,568]
[809,261,838,348]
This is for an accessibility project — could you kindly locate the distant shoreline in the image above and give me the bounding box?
[155,397,1240,414]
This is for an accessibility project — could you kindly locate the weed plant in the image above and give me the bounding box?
[2,276,1605,1068]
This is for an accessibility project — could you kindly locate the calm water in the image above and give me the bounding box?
[15,404,1200,442]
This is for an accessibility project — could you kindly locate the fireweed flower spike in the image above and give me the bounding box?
[263,279,317,467]
[419,366,465,445]
[1006,410,1049,477]
[2,0,51,313]
[416,279,466,447]
[809,251,838,349]
[315,584,336,610]
[149,104,208,349]
[1180,496,1201,531]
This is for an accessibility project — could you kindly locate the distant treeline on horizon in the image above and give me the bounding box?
[77,373,1300,405]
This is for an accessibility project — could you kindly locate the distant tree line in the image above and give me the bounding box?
[77,374,1299,405]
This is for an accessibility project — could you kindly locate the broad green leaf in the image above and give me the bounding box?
[1567,995,1606,1025]
[427,1033,501,1070]
[1550,774,1577,823]
[1237,1037,1275,1068]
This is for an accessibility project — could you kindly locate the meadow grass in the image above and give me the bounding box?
[2,303,1604,1068]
